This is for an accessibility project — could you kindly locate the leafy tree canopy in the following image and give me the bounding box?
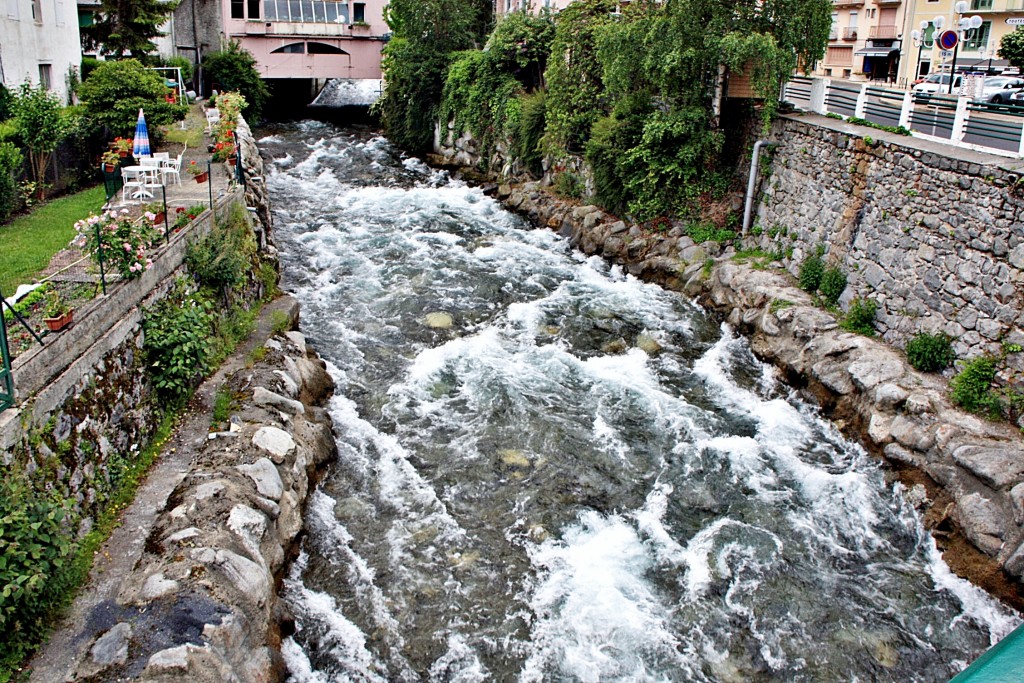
[1000,27,1024,69]
[10,84,68,192]
[84,0,178,58]
[203,42,270,120]
[77,59,187,135]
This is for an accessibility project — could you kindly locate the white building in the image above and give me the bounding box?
[0,0,82,103]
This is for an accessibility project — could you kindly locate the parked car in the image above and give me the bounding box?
[1009,88,1024,105]
[912,73,964,94]
[974,77,1024,103]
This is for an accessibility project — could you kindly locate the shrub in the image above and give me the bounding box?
[203,42,269,120]
[71,208,161,280]
[185,204,255,299]
[906,332,955,372]
[819,265,847,306]
[798,252,825,293]
[950,356,1001,417]
[553,171,583,198]
[840,297,876,336]
[0,141,22,223]
[513,90,546,178]
[10,84,68,195]
[143,279,215,402]
[77,59,187,135]
[686,222,735,244]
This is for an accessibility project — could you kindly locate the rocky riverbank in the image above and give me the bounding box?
[482,179,1024,609]
[29,297,337,683]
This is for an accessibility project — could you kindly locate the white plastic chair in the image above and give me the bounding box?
[205,108,221,134]
[153,152,169,162]
[161,152,183,186]
[139,157,163,193]
[121,168,146,204]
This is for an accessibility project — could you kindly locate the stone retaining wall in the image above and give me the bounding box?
[53,329,336,682]
[755,116,1024,360]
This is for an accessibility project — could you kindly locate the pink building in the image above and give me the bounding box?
[494,0,574,15]
[220,0,388,80]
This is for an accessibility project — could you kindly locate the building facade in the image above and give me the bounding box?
[1,0,82,103]
[899,0,1024,85]
[817,0,909,83]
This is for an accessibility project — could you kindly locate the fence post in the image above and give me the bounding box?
[952,96,970,144]
[854,83,869,118]
[811,78,829,114]
[207,159,214,218]
[899,90,913,130]
[94,223,107,296]
[161,185,169,245]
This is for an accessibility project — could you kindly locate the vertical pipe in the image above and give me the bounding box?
[742,140,774,235]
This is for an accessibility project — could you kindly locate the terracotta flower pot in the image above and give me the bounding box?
[44,310,74,332]
[153,211,166,225]
[194,171,209,184]
[227,156,237,167]
[103,163,116,173]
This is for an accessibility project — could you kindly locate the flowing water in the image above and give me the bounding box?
[260,121,1019,682]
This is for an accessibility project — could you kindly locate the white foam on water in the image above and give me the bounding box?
[428,632,490,683]
[520,510,694,682]
[282,637,331,683]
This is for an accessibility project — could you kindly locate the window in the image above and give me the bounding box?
[826,46,853,65]
[970,0,992,9]
[38,64,51,89]
[825,68,833,76]
[31,0,41,22]
[263,0,346,22]
[848,10,857,27]
[247,0,259,17]
[7,0,19,20]
[307,41,346,53]
[231,0,243,18]
[963,20,990,51]
[353,2,364,22]
[843,68,852,78]
[272,42,305,53]
[53,0,63,26]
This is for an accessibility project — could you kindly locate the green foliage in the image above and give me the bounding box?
[553,171,583,198]
[71,209,160,280]
[0,85,12,121]
[999,27,1024,70]
[513,90,547,177]
[10,84,68,193]
[378,0,491,152]
[770,298,794,313]
[818,265,847,306]
[212,386,235,425]
[543,0,617,154]
[798,252,825,293]
[906,332,955,373]
[270,309,291,334]
[143,279,215,402]
[185,204,257,299]
[202,42,270,120]
[484,11,554,92]
[950,356,1000,417]
[441,50,524,159]
[162,56,194,83]
[825,112,842,120]
[844,115,911,135]
[0,475,74,647]
[840,297,877,336]
[0,141,22,223]
[77,59,187,135]
[687,222,735,244]
[82,0,177,57]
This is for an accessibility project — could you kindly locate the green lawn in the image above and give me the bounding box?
[0,185,106,296]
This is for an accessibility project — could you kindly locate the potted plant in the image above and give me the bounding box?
[43,288,74,332]
[113,137,133,158]
[101,149,120,173]
[187,160,209,183]
[71,208,158,281]
[143,201,166,226]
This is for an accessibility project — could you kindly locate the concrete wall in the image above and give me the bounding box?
[0,0,82,104]
[754,115,1024,361]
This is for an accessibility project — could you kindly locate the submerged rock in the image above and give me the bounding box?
[424,311,454,329]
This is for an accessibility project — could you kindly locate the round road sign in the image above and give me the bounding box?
[938,30,959,50]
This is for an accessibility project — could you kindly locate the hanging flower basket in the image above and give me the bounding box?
[44,310,74,332]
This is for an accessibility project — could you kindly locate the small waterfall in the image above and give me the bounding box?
[310,79,382,108]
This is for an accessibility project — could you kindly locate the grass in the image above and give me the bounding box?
[162,106,205,150]
[0,185,106,295]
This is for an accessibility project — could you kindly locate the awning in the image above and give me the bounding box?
[856,47,899,56]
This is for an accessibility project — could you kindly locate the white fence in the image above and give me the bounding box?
[783,75,1024,158]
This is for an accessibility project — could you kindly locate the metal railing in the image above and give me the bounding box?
[783,75,1024,158]
[843,27,859,40]
[868,25,899,39]
[0,294,14,413]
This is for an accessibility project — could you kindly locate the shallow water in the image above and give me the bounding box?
[260,121,1020,682]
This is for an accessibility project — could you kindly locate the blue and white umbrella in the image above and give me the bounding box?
[132,108,150,157]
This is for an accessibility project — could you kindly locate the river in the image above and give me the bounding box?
[258,121,1019,682]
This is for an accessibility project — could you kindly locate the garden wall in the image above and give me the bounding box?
[754,115,1024,361]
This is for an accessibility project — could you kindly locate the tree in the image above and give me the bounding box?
[378,0,493,152]
[84,0,178,58]
[10,84,68,198]
[77,59,187,135]
[202,42,270,120]
[1000,28,1024,70]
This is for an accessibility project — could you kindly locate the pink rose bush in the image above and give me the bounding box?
[72,209,163,280]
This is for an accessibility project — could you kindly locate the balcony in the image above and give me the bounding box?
[829,30,839,40]
[868,24,899,39]
[875,0,901,5]
[833,0,864,6]
[968,0,996,10]
[843,27,859,40]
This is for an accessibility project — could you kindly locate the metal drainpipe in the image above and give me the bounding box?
[742,140,776,236]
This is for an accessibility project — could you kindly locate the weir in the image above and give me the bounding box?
[260,121,1022,681]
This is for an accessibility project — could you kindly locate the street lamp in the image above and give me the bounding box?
[947,1,984,94]
[911,19,933,84]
